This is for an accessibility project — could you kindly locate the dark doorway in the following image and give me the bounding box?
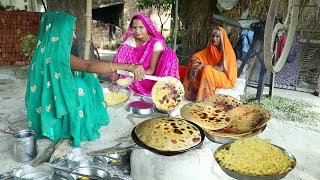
[92,4,124,26]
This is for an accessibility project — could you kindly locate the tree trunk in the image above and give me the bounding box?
[178,0,217,65]
[173,0,178,52]
[47,0,95,59]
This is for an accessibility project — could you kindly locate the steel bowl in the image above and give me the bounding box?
[66,148,95,168]
[19,172,53,180]
[12,165,53,180]
[205,124,267,144]
[103,87,131,107]
[71,167,111,180]
[127,100,155,115]
[52,155,108,169]
[53,171,74,180]
[67,155,94,168]
[214,142,297,180]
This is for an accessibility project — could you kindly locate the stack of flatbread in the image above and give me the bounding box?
[151,76,185,112]
[134,117,202,151]
[205,104,270,139]
[180,102,231,130]
[204,94,242,111]
[180,94,271,140]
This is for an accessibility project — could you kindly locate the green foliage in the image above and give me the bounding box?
[243,95,319,125]
[165,31,182,44]
[20,34,37,58]
[136,0,173,11]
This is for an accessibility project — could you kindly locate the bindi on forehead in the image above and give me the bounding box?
[212,33,220,37]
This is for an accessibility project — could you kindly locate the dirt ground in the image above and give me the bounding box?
[0,63,319,179]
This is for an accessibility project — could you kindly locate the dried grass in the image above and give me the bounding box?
[178,0,320,65]
[222,0,320,40]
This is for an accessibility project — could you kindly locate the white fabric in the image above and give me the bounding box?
[130,145,214,180]
[124,35,163,52]
[215,78,246,100]
[217,0,239,12]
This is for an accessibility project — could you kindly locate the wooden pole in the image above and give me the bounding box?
[173,0,178,52]
[84,0,92,60]
[41,0,47,11]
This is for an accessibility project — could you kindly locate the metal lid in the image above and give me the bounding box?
[127,101,154,115]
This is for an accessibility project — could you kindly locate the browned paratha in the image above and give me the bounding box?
[214,104,270,135]
[204,94,242,111]
[204,124,266,139]
[135,117,202,151]
[180,102,231,130]
[151,77,185,112]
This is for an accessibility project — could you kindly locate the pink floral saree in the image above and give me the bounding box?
[113,13,179,97]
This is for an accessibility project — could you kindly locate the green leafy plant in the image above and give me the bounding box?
[136,0,174,34]
[20,34,37,58]
[243,95,319,126]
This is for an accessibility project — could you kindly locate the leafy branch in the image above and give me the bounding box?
[136,0,174,34]
[20,34,37,59]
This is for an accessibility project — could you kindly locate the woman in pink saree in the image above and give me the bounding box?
[112,13,179,97]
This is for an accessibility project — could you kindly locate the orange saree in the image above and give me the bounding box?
[183,27,238,102]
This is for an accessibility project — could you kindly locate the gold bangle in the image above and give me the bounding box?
[109,62,115,73]
[126,64,135,71]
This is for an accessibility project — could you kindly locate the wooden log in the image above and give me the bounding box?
[32,142,55,167]
[49,139,72,163]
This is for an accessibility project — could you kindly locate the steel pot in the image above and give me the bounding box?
[71,167,111,180]
[12,130,38,162]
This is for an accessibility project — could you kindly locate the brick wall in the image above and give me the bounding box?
[92,21,123,50]
[0,11,41,66]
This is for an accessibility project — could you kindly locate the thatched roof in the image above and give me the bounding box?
[92,0,125,9]
[221,0,320,41]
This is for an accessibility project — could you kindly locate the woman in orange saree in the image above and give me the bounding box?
[183,27,238,102]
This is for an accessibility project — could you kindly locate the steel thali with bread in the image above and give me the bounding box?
[180,94,271,143]
[204,104,271,143]
[132,117,205,156]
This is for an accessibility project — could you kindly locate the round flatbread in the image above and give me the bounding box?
[180,102,231,130]
[215,104,271,134]
[204,124,266,139]
[135,117,202,151]
[204,94,242,111]
[151,77,184,111]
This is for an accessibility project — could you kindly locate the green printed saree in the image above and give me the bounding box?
[25,12,109,147]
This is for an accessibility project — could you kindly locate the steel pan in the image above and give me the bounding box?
[131,119,205,156]
[205,124,267,144]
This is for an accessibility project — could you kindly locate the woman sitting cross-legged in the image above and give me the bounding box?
[112,13,180,97]
[183,27,238,102]
[25,12,145,147]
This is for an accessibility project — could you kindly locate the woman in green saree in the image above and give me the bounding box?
[25,12,145,147]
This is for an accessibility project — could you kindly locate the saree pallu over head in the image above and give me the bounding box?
[25,12,109,146]
[183,27,238,101]
[113,13,179,97]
